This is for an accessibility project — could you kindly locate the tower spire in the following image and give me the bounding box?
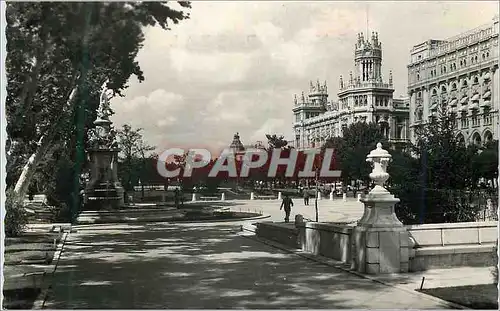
[366,3,369,40]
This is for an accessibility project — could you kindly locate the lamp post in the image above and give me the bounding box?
[315,167,319,222]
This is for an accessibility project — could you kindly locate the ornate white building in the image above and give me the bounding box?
[293,32,410,150]
[408,16,499,145]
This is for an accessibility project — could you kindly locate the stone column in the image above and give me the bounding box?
[353,143,410,274]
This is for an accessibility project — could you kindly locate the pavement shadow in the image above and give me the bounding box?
[43,222,450,309]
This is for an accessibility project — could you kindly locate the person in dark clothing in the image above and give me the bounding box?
[303,189,310,206]
[174,189,180,208]
[280,194,294,223]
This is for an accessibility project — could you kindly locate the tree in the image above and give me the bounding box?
[473,140,498,188]
[116,124,155,200]
[322,122,386,189]
[6,2,191,206]
[265,133,293,187]
[266,134,290,150]
[400,104,480,223]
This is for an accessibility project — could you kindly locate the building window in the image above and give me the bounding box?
[484,111,492,125]
[416,74,420,81]
[472,112,479,127]
[460,113,468,129]
[472,133,482,146]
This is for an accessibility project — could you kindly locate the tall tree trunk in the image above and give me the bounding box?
[13,73,80,202]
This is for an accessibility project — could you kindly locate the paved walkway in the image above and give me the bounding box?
[44,222,455,309]
[189,197,365,223]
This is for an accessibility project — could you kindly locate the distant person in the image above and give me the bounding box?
[179,189,184,207]
[280,194,294,223]
[174,189,180,208]
[303,189,310,206]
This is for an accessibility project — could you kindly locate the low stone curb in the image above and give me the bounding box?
[32,230,70,309]
[170,214,271,224]
[239,231,470,310]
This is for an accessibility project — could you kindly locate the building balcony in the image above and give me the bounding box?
[339,81,393,92]
[408,59,498,88]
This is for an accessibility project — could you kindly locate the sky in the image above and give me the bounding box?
[111,1,498,154]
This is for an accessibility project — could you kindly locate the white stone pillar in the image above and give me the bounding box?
[278,192,282,200]
[342,193,347,202]
[357,193,362,202]
[221,193,225,201]
[191,193,196,202]
[317,191,322,200]
[329,191,334,200]
[353,143,410,275]
[250,192,255,200]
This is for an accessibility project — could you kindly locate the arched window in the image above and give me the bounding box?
[457,134,466,146]
[441,85,447,93]
[472,132,482,146]
[416,74,420,81]
[484,131,493,144]
[473,76,479,84]
[462,79,468,88]
[451,83,457,90]
[432,89,437,96]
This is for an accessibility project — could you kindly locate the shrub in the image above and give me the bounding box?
[5,188,28,237]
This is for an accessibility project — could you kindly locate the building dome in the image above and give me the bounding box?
[229,132,245,152]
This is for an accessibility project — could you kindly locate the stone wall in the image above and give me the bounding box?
[407,221,497,271]
[255,222,299,249]
[301,222,355,264]
[255,220,498,272]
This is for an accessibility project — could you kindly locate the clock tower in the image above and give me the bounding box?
[354,32,383,82]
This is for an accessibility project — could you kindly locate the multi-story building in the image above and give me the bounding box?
[293,32,410,150]
[408,16,499,145]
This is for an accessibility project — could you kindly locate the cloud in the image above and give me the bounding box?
[110,1,498,153]
[250,119,287,143]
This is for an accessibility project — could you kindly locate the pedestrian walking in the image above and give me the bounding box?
[303,189,310,206]
[280,194,294,223]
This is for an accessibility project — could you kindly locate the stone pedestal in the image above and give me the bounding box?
[250,192,255,200]
[317,191,322,200]
[84,81,130,210]
[84,148,125,210]
[353,225,410,274]
[353,143,410,274]
[278,192,282,200]
[329,191,334,200]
